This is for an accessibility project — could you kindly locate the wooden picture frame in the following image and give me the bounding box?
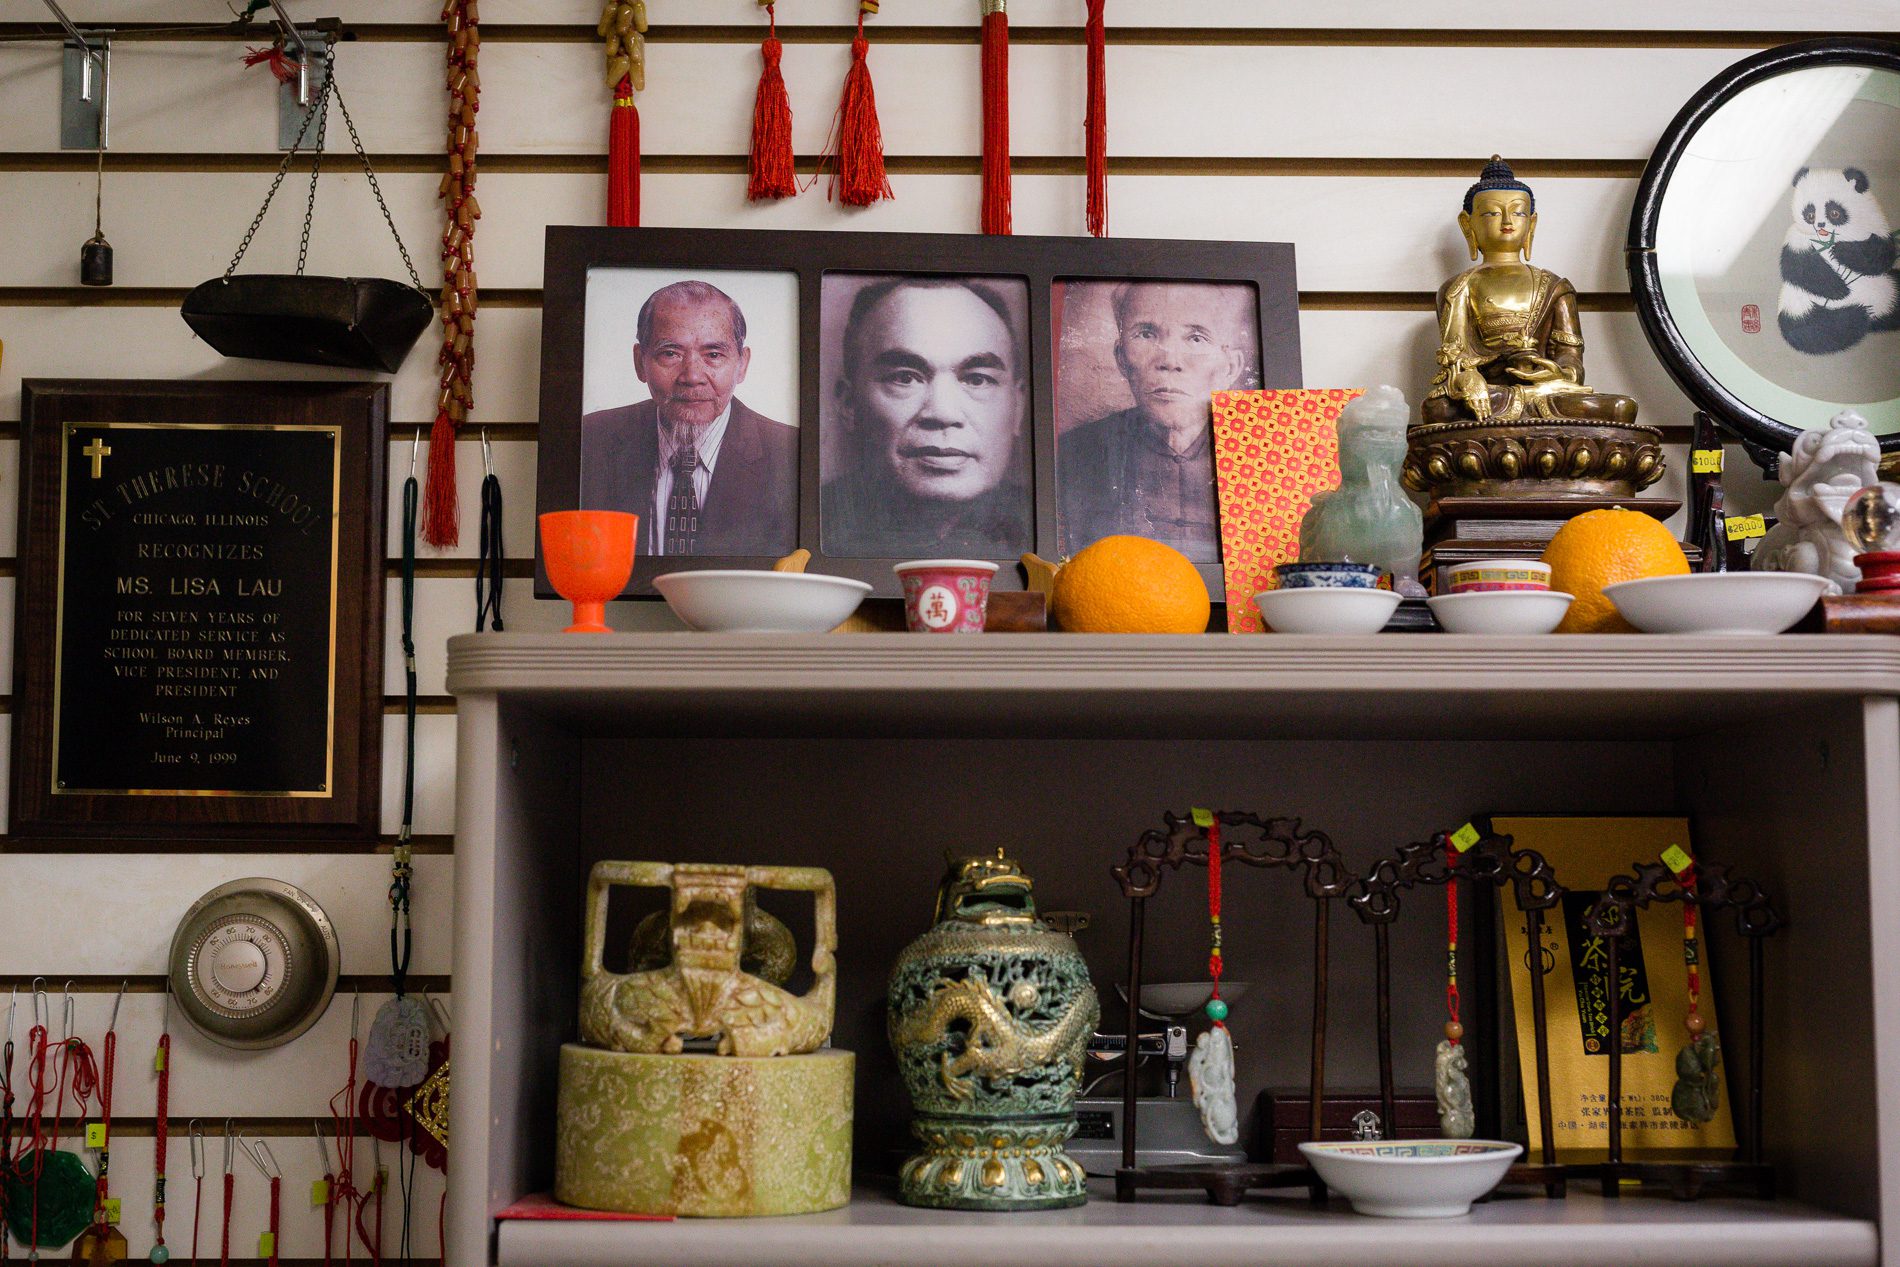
[10,380,387,847]
[536,226,1302,599]
[1628,36,1900,466]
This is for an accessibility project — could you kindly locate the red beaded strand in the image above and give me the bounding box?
[1676,855,1705,1037]
[1444,834,1463,1045]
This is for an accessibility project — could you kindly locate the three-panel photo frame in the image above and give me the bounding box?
[536,227,1302,599]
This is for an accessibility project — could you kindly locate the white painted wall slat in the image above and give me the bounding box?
[0,0,1884,31]
[0,41,1755,160]
[0,171,1646,294]
[0,854,453,975]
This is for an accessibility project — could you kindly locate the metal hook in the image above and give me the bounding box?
[351,987,362,1043]
[6,986,15,1046]
[107,978,127,1034]
[189,1120,206,1179]
[41,0,104,99]
[61,984,76,1045]
[480,427,493,478]
[239,1138,280,1180]
[426,994,451,1036]
[266,0,312,105]
[313,1120,333,1175]
[161,979,171,1036]
[223,1119,237,1176]
[32,978,48,1033]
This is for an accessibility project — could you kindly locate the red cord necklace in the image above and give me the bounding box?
[328,996,363,1264]
[75,985,130,1262]
[315,1123,336,1267]
[1666,846,1723,1124]
[150,995,172,1264]
[1435,831,1476,1137]
[219,1124,235,1267]
[188,1121,206,1267]
[238,1140,281,1267]
[1184,810,1239,1146]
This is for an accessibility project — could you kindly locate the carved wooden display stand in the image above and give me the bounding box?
[1585,862,1782,1201]
[1110,810,1351,1206]
[1349,829,1569,1197]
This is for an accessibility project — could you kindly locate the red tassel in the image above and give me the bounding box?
[242,44,300,85]
[749,5,797,201]
[1084,0,1107,237]
[980,3,1011,235]
[422,409,459,547]
[608,75,640,228]
[831,7,893,207]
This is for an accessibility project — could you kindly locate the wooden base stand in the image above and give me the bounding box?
[1598,1161,1775,1201]
[1115,1162,1321,1207]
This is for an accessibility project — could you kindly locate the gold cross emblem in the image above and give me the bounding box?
[82,437,111,479]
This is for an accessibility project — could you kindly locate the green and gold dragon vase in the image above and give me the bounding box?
[888,851,1099,1211]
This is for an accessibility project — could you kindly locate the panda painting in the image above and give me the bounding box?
[1777,166,1900,355]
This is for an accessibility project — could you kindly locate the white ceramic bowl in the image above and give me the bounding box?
[1427,590,1573,635]
[1115,980,1252,1017]
[1254,587,1400,634]
[1299,1139,1522,1218]
[652,569,872,633]
[1603,572,1830,635]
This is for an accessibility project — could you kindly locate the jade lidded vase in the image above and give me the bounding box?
[887,851,1099,1210]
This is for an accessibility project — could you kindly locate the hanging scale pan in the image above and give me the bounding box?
[168,878,340,1049]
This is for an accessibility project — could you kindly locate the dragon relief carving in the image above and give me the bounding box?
[891,972,1098,1101]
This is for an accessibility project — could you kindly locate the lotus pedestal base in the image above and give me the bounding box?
[899,1113,1088,1211]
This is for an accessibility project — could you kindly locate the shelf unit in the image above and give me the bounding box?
[445,633,1900,1267]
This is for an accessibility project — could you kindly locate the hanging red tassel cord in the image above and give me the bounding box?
[242,42,301,84]
[426,0,482,549]
[748,2,796,201]
[1084,0,1107,236]
[980,0,1011,234]
[599,1,648,226]
[830,1,892,207]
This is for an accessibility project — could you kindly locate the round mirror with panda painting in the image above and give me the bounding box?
[1629,38,1900,467]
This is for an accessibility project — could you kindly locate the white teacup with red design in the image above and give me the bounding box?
[1447,559,1551,594]
[894,560,997,633]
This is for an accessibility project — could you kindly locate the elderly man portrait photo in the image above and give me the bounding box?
[820,275,1033,558]
[580,278,798,557]
[1056,281,1258,561]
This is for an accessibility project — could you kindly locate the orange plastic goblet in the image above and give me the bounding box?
[539,510,638,633]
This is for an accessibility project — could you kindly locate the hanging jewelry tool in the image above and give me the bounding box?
[149,991,172,1264]
[79,48,112,288]
[427,0,481,547]
[236,1141,279,1267]
[217,1124,234,1267]
[312,1123,334,1267]
[475,428,504,631]
[1435,833,1476,1138]
[74,981,130,1262]
[1185,810,1238,1146]
[325,993,361,1265]
[1,988,14,1263]
[186,1122,205,1267]
[17,982,52,1260]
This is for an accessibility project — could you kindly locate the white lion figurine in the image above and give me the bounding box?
[1755,409,1881,594]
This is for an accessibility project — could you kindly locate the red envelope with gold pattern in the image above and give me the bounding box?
[1211,389,1362,633]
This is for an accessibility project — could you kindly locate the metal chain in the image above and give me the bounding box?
[329,73,425,293]
[295,48,331,277]
[221,47,332,280]
[220,37,424,292]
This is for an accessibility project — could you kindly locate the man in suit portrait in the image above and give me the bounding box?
[580,279,798,557]
[1057,282,1252,561]
[821,276,1032,558]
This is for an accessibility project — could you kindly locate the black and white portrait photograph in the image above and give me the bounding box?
[819,273,1034,559]
[1053,280,1262,561]
[580,268,801,558]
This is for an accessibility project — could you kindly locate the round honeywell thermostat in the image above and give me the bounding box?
[168,878,340,1049]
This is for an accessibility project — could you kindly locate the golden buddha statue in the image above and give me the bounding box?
[1408,157,1662,496]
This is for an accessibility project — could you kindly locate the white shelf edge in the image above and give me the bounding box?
[495,1185,1879,1267]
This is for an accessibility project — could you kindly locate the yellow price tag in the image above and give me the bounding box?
[1661,844,1694,874]
[154,1047,167,1073]
[1189,807,1214,828]
[1449,822,1481,852]
[1726,513,1767,541]
[259,1233,276,1257]
[84,1122,106,1149]
[1691,448,1723,474]
[103,1198,121,1225]
[311,1179,331,1207]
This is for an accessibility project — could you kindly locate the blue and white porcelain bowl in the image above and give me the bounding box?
[1299,1139,1522,1217]
[1273,561,1386,590]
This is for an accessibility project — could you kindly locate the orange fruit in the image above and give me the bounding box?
[1050,535,1211,633]
[1541,508,1689,633]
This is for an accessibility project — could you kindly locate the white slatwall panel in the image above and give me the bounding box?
[0,6,1813,1258]
[0,1,1893,28]
[0,41,1758,159]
